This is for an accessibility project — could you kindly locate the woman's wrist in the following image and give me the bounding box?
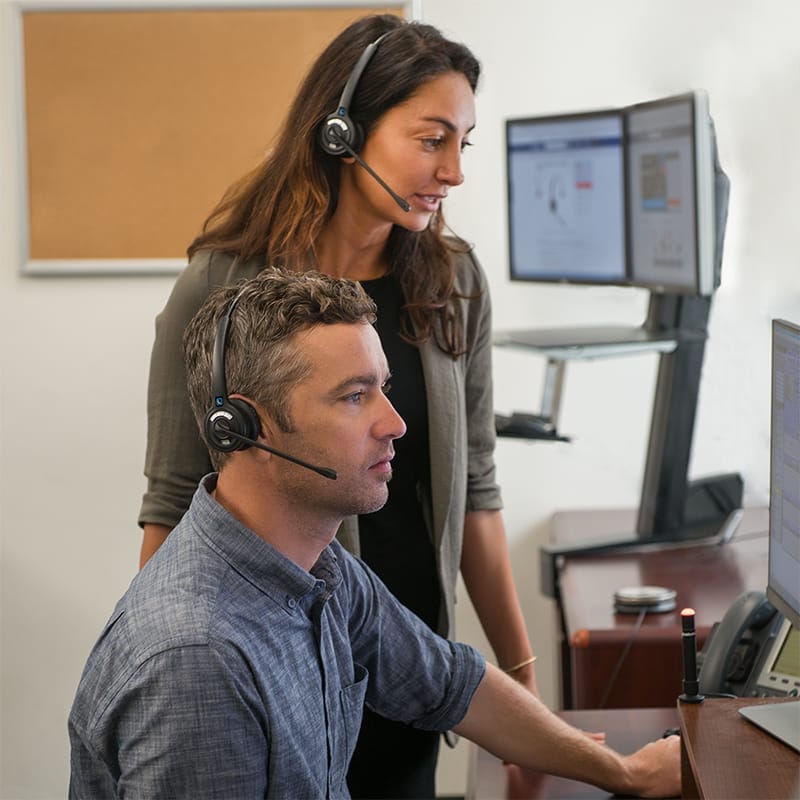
[502,655,536,675]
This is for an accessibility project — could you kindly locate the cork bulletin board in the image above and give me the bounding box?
[15,2,405,274]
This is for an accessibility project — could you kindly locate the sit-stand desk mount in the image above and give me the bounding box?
[494,292,744,598]
[494,323,682,440]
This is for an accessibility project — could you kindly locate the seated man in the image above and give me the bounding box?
[68,268,679,799]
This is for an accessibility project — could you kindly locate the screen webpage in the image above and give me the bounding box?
[507,114,625,283]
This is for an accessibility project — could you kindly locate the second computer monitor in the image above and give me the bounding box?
[626,92,715,295]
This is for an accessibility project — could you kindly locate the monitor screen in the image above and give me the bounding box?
[739,319,800,753]
[768,318,800,630]
[506,111,626,285]
[626,92,715,295]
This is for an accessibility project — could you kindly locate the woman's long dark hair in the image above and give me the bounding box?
[188,15,482,357]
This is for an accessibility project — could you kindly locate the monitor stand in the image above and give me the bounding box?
[539,292,744,599]
[739,701,800,754]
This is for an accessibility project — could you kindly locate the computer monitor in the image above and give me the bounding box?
[505,90,718,296]
[766,319,800,629]
[738,318,800,752]
[626,91,716,295]
[506,110,627,286]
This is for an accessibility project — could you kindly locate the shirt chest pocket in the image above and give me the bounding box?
[336,663,368,783]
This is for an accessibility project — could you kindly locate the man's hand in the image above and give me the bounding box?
[620,734,681,799]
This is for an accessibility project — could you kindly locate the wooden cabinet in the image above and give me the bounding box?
[552,508,768,709]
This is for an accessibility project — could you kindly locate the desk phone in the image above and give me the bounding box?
[699,590,800,698]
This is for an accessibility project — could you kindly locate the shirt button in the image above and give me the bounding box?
[286,596,297,609]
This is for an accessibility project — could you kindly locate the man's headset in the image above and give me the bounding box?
[204,290,259,453]
[203,290,337,479]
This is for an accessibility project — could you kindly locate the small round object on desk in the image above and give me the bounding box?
[614,585,677,614]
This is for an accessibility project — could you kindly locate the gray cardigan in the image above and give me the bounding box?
[139,246,503,639]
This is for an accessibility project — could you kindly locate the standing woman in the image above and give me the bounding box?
[138,14,537,798]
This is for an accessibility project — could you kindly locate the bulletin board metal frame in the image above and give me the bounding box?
[11,0,418,276]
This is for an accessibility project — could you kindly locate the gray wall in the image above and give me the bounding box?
[2,0,798,796]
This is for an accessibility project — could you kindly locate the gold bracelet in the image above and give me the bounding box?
[503,656,537,674]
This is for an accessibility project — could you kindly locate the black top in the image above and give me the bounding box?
[358,274,440,631]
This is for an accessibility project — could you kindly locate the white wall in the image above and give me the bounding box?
[2,1,798,797]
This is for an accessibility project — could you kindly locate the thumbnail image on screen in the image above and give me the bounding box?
[506,112,626,284]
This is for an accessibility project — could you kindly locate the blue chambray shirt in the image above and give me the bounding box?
[69,475,485,799]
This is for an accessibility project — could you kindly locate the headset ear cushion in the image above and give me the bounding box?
[228,398,261,439]
[205,398,261,452]
[319,114,363,156]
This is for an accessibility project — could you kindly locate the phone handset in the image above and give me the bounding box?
[698,590,779,696]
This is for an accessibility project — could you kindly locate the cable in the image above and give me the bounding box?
[598,607,647,708]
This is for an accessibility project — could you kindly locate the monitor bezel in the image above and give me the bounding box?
[505,107,628,288]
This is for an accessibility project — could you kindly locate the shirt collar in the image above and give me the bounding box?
[189,473,342,609]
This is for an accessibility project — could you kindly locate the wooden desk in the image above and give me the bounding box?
[678,697,800,799]
[552,508,768,709]
[467,707,679,799]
